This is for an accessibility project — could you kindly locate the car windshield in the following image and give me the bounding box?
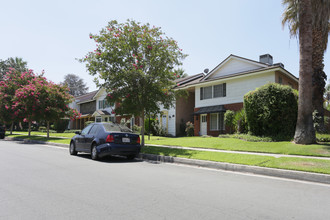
[102,123,132,133]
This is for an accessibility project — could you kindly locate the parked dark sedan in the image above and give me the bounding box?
[69,122,141,160]
[0,123,5,139]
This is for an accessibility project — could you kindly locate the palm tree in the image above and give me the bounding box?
[282,0,330,133]
[7,57,28,73]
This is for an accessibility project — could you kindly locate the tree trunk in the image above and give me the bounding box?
[28,121,31,137]
[294,0,316,144]
[141,109,145,147]
[47,121,50,139]
[312,28,327,133]
[10,122,13,135]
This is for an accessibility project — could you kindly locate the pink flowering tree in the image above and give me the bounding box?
[81,20,187,146]
[0,69,36,133]
[13,73,80,137]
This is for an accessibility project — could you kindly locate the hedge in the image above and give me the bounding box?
[244,83,298,140]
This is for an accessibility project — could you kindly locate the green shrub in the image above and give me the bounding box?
[64,129,81,133]
[224,110,235,133]
[244,83,298,140]
[145,118,157,135]
[233,109,248,134]
[132,125,142,134]
[39,126,47,132]
[185,121,194,136]
[84,120,94,127]
[53,119,69,133]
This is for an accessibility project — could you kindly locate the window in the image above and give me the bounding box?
[104,117,108,122]
[201,115,207,122]
[81,124,93,135]
[89,125,99,135]
[98,100,103,109]
[278,76,283,84]
[200,83,226,100]
[110,116,115,123]
[99,99,110,109]
[200,86,212,100]
[210,114,218,130]
[213,83,226,98]
[210,113,225,131]
[96,117,102,122]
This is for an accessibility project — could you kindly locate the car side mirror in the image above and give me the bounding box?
[75,131,81,135]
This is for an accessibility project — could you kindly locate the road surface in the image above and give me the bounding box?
[1,140,329,219]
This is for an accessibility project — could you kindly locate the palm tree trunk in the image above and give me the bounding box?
[294,0,316,144]
[312,28,327,133]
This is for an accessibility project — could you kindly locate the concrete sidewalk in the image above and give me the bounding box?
[4,137,330,185]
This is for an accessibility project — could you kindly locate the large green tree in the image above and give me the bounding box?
[282,0,330,133]
[62,73,89,96]
[81,20,187,146]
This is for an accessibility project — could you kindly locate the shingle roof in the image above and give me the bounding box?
[75,90,99,104]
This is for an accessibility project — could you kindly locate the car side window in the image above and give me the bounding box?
[81,124,93,135]
[89,125,99,135]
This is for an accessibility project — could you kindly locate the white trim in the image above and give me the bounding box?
[204,55,268,80]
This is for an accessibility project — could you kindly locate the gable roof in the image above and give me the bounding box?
[75,90,99,104]
[174,73,204,89]
[203,54,269,81]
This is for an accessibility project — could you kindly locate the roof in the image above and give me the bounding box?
[92,110,111,117]
[194,105,226,114]
[174,73,204,89]
[75,90,99,104]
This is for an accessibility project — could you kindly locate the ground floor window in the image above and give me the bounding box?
[96,116,102,122]
[110,116,115,123]
[104,117,108,122]
[210,113,225,131]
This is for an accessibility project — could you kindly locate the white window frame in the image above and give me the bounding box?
[210,113,225,131]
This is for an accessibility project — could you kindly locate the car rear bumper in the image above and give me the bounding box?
[97,143,141,158]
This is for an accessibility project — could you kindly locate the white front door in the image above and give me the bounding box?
[200,114,207,136]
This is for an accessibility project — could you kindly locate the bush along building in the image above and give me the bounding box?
[159,54,298,136]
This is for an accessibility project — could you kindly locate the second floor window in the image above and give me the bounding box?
[200,83,226,100]
[99,99,110,109]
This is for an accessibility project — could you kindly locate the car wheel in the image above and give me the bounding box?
[69,141,77,155]
[91,144,99,160]
[127,155,136,160]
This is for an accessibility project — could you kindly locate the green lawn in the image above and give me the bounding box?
[5,132,330,174]
[142,146,330,174]
[8,131,75,138]
[144,136,330,157]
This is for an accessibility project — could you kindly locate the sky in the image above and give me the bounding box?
[1,0,329,92]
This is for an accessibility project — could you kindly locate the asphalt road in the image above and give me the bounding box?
[1,140,330,220]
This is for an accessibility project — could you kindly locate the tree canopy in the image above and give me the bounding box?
[81,19,187,146]
[62,73,89,96]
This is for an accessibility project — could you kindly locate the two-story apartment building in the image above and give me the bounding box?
[69,88,141,130]
[159,54,298,136]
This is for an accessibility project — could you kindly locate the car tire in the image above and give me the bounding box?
[91,144,99,160]
[127,154,136,160]
[69,141,78,155]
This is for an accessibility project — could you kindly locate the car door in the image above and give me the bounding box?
[83,124,100,152]
[76,124,94,151]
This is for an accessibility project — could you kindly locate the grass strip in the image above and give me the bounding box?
[7,134,71,144]
[141,146,330,175]
[145,136,330,158]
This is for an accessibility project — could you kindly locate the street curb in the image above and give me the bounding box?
[5,137,330,185]
[138,153,330,185]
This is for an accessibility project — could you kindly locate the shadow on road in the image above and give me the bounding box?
[75,153,143,164]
